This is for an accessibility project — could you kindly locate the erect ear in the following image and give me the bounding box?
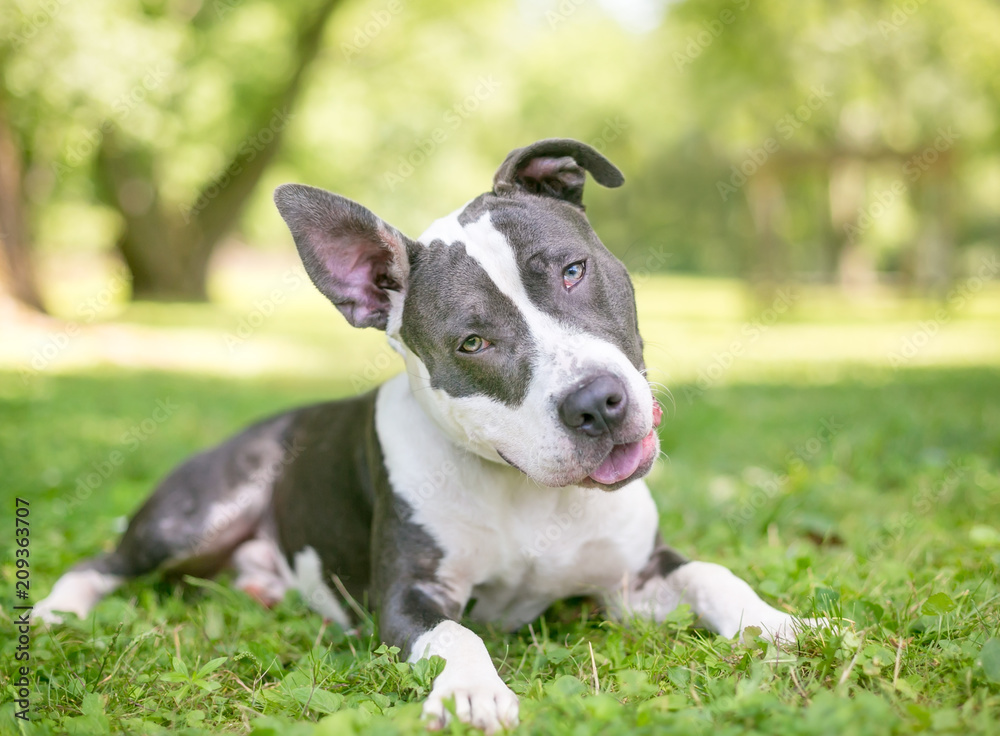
[492,138,625,207]
[274,184,413,330]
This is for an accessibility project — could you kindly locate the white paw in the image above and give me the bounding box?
[423,673,519,734]
[31,598,69,625]
[32,591,91,625]
[741,612,831,645]
[31,570,122,625]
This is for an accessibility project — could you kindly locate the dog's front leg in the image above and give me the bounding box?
[613,542,825,643]
[410,618,519,733]
[378,584,519,733]
[373,493,518,734]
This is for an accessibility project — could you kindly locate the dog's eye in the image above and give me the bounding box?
[563,261,586,289]
[458,335,490,354]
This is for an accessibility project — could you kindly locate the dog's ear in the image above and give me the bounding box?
[492,138,624,207]
[274,184,413,330]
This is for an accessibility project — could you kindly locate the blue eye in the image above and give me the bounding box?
[563,261,586,288]
[458,335,489,354]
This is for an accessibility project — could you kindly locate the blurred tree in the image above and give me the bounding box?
[2,0,344,303]
[2,0,998,309]
[285,0,998,295]
[95,0,344,300]
[0,93,44,310]
[666,0,1000,292]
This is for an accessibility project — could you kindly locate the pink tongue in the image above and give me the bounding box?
[588,438,646,485]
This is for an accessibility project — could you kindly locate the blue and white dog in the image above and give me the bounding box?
[37,139,822,732]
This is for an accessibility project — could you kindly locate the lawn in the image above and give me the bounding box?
[1,267,999,735]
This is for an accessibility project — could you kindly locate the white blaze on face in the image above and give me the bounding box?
[392,210,654,488]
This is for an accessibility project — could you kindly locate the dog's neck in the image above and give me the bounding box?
[376,371,547,502]
[398,351,511,466]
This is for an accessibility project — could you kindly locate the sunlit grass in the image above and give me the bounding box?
[1,257,999,735]
[8,251,1000,388]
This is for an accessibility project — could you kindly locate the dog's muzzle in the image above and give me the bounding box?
[559,376,663,487]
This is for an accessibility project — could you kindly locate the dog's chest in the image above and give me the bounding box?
[375,375,659,628]
[446,479,658,628]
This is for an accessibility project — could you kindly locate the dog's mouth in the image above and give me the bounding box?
[582,400,662,490]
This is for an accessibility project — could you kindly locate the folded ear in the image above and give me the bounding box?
[274,184,413,330]
[492,138,625,207]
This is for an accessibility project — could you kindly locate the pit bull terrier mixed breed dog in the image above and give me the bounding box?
[36,139,823,732]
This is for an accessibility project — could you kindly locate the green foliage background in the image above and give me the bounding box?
[2,0,999,283]
[2,1,1000,734]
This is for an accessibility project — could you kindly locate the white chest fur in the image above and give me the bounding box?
[375,374,659,630]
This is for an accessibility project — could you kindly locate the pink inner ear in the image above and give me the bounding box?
[518,156,578,181]
[315,234,394,329]
[516,156,587,202]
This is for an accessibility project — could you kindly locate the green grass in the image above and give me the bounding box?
[2,275,999,735]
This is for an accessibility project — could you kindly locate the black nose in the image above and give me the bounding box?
[558,374,629,437]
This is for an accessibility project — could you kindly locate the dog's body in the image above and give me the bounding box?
[37,140,821,732]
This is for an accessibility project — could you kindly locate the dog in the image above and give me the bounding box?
[35,139,824,732]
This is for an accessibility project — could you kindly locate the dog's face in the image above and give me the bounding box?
[275,139,660,491]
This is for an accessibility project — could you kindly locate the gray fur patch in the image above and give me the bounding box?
[463,193,644,370]
[400,239,535,407]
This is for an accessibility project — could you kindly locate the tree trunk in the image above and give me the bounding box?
[0,97,46,312]
[912,159,954,297]
[827,156,878,293]
[744,170,788,300]
[98,0,344,301]
[826,157,865,284]
[94,133,207,300]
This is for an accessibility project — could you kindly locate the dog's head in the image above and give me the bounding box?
[275,139,660,491]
